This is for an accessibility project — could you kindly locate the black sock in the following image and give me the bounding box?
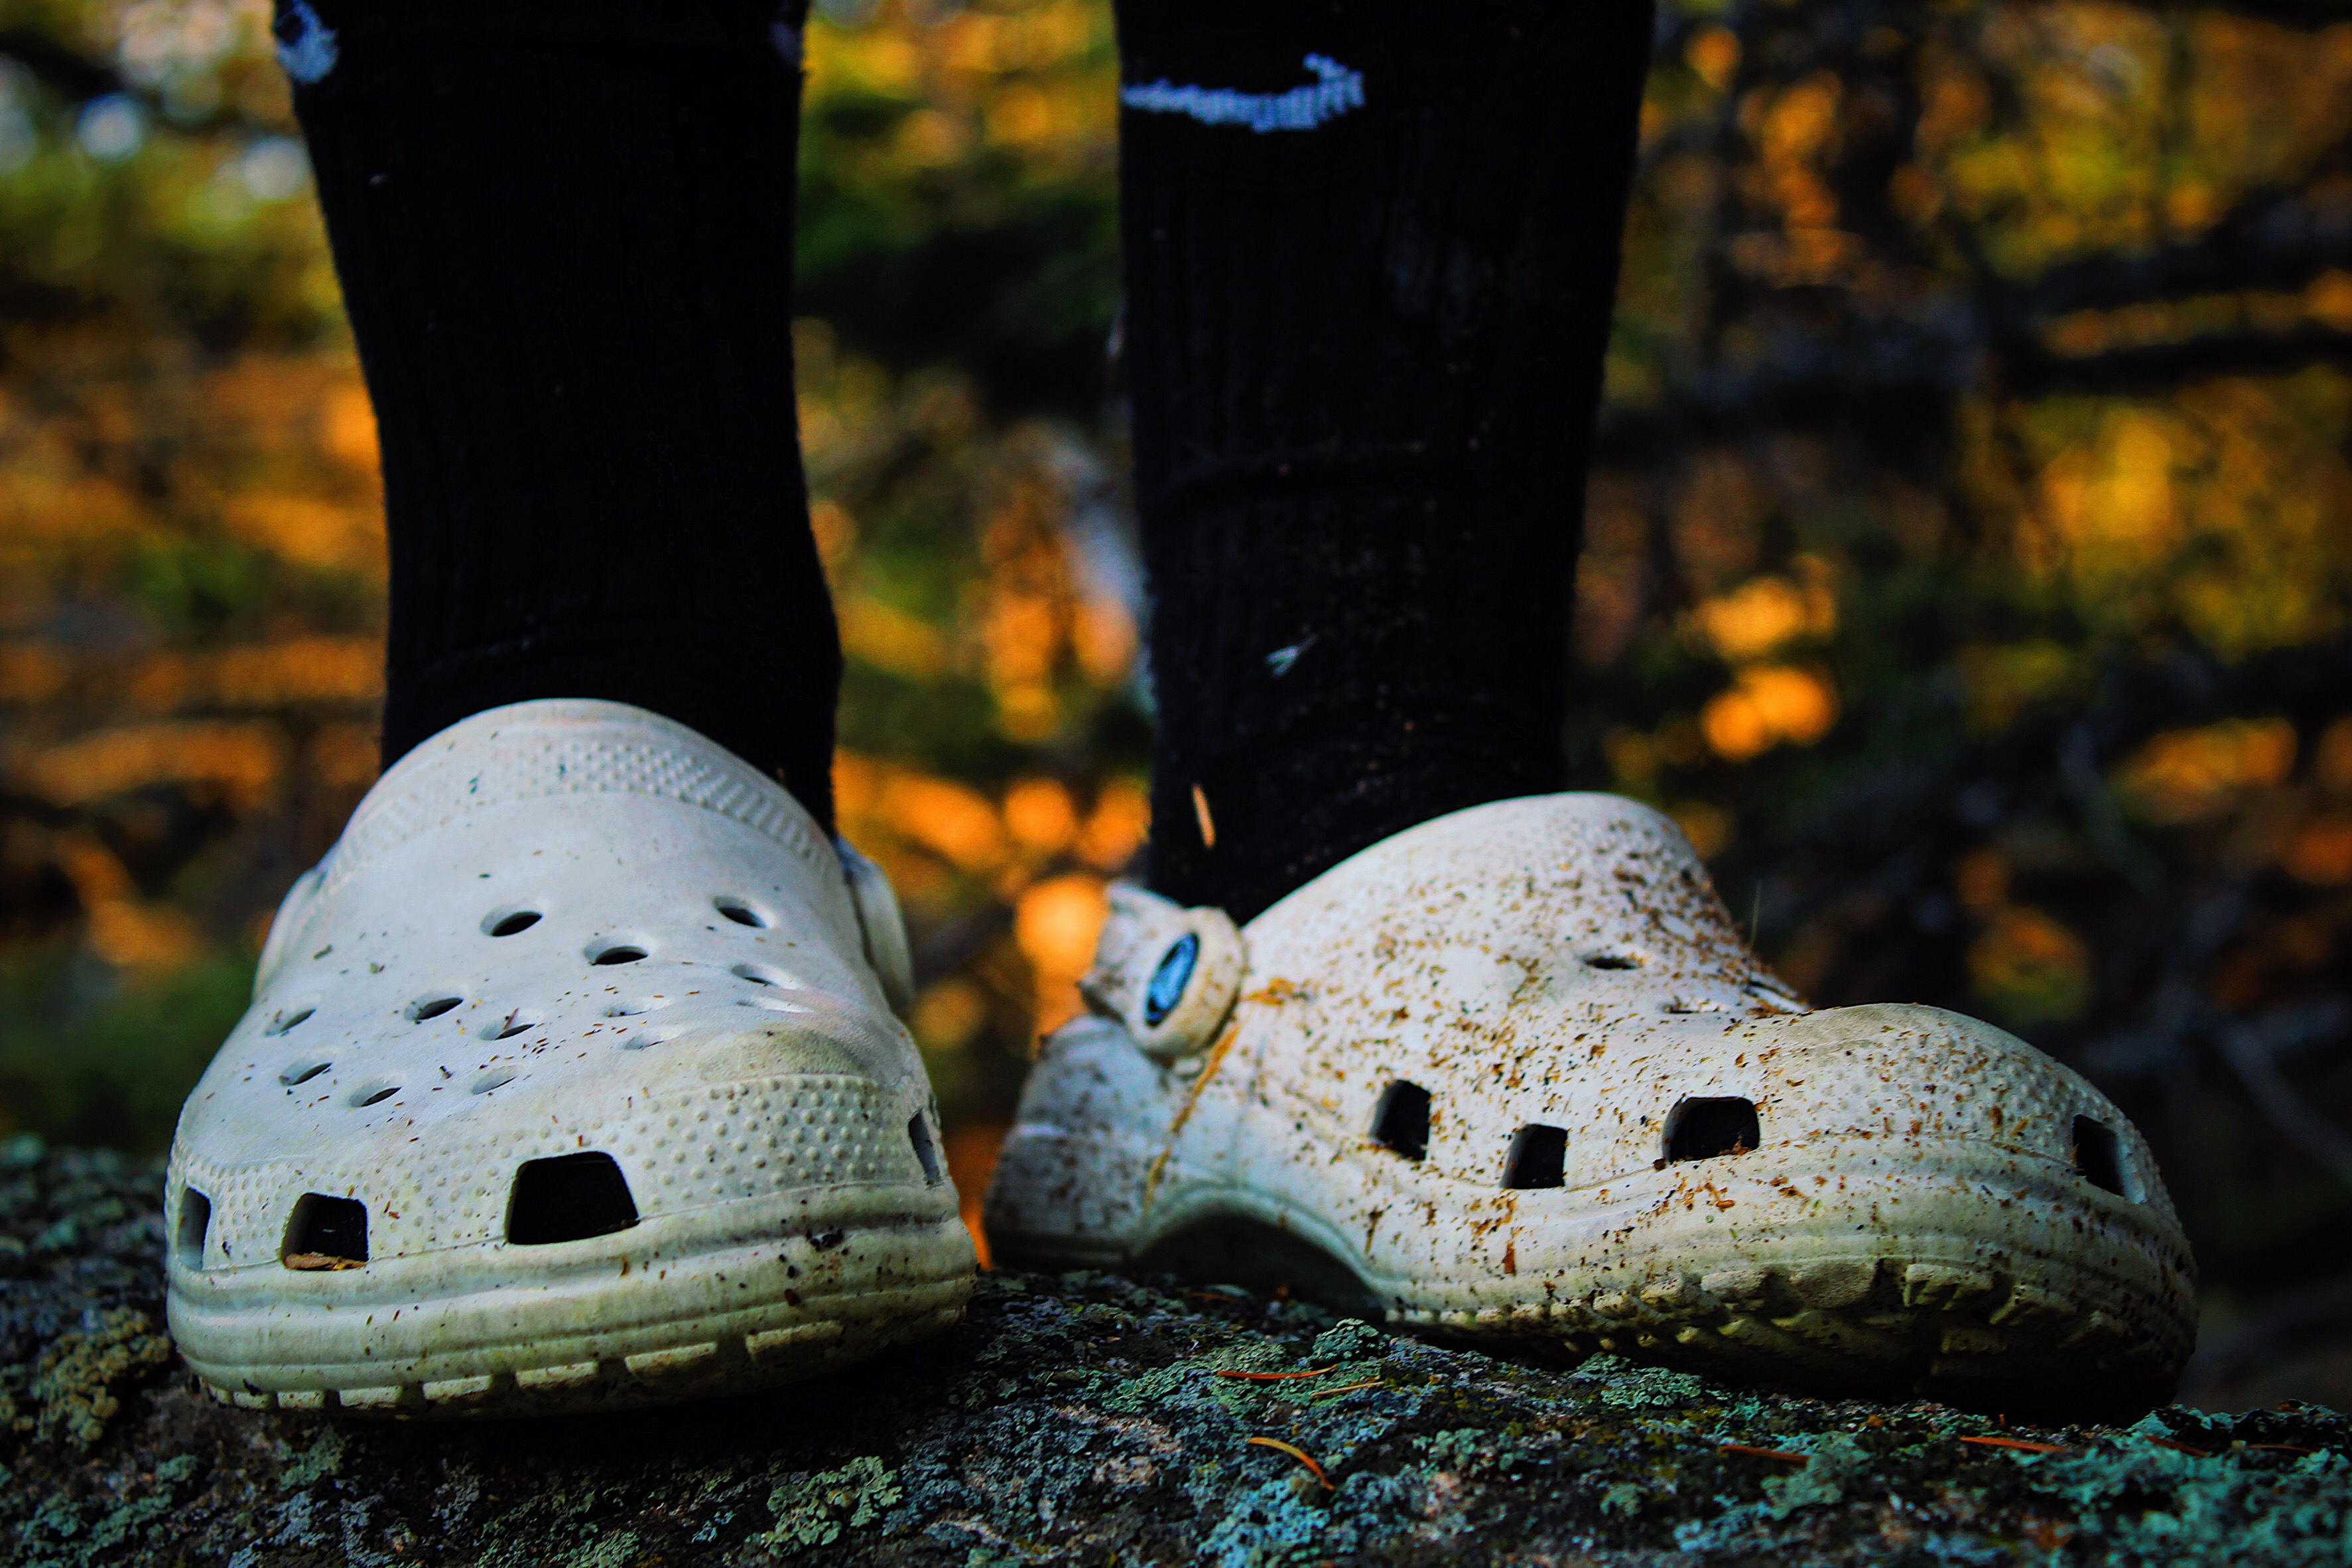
[1115,0,1654,919]
[279,0,838,825]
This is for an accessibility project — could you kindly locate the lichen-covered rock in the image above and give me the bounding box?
[19,1307,174,1450]
[3,1140,2349,1565]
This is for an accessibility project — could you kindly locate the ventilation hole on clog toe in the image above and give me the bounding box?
[283,1193,367,1267]
[1372,1081,1431,1162]
[350,1081,400,1108]
[407,994,462,1022]
[488,1010,542,1041]
[592,945,647,966]
[174,1187,211,1270]
[714,896,769,928]
[279,1059,330,1086]
[506,1152,639,1245]
[909,1115,943,1184]
[604,997,671,1017]
[2072,1114,2132,1199]
[484,907,543,937]
[1502,1124,1567,1189]
[265,1005,314,1035]
[473,1070,516,1094]
[621,1025,685,1051]
[731,962,785,987]
[1666,1096,1759,1162]
[738,995,808,1014]
[1586,952,1642,970]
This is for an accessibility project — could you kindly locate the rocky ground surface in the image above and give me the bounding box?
[5,1138,2351,1566]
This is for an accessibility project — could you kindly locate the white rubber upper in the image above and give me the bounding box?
[985,793,2198,1409]
[164,699,974,1416]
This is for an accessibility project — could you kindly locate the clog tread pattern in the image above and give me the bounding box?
[1390,1251,2188,1402]
[191,1287,970,1415]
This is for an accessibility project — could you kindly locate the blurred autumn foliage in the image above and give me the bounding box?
[5,0,2352,1400]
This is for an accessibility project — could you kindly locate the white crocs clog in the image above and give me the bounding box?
[164,699,974,1415]
[986,794,2197,1411]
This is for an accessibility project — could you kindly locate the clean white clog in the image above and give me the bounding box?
[164,699,974,1415]
[986,793,2196,1410]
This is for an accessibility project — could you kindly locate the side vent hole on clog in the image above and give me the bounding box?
[605,997,671,1017]
[350,1082,401,1108]
[484,908,543,937]
[621,1025,685,1051]
[2072,1114,2132,1199]
[1587,952,1642,970]
[1372,1080,1432,1162]
[283,1193,368,1268]
[1666,1096,1760,1162]
[714,896,769,928]
[592,944,647,966]
[731,962,786,987]
[909,1115,943,1184]
[490,1009,543,1041]
[472,1070,515,1094]
[1502,1124,1567,1189]
[174,1188,211,1269]
[279,1059,331,1086]
[507,1152,639,1245]
[407,994,462,1022]
[265,1005,314,1035]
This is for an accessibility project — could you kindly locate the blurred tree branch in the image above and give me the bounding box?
[0,28,119,102]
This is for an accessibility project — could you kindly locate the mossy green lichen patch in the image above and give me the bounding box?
[1762,1431,1872,1517]
[8,1451,198,1568]
[277,1425,345,1488]
[767,1455,904,1552]
[22,1308,172,1451]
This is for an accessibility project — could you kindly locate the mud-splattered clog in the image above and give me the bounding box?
[986,793,2195,1412]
